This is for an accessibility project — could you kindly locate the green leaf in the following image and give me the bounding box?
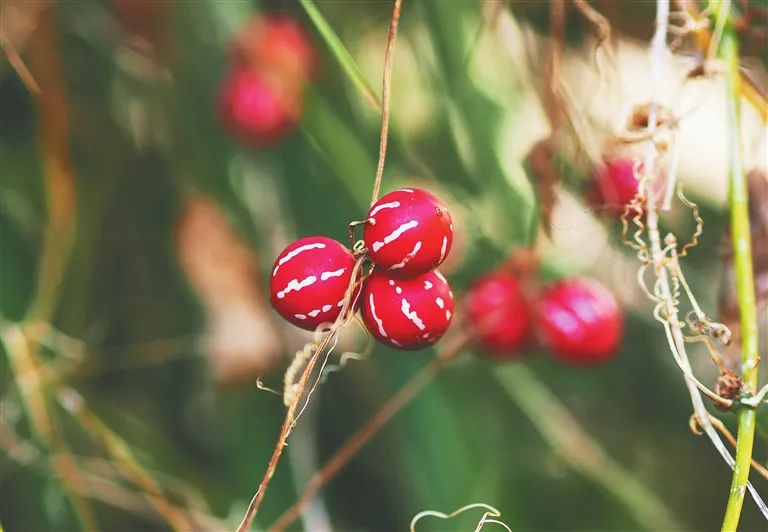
[300,0,381,111]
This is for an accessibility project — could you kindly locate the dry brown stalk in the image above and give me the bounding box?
[269,332,470,532]
[371,0,403,206]
[237,3,405,527]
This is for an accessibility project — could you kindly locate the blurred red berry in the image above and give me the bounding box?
[535,278,623,364]
[465,272,531,359]
[218,66,300,146]
[363,188,454,278]
[270,236,357,331]
[361,269,454,350]
[591,158,642,214]
[233,14,316,87]
[590,158,664,217]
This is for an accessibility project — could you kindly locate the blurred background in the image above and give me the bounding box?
[2,0,767,530]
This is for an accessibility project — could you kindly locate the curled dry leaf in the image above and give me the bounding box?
[176,194,283,384]
[719,170,768,370]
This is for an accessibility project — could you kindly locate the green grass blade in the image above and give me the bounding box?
[299,0,381,111]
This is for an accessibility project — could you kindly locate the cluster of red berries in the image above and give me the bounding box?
[270,188,455,350]
[218,14,315,146]
[465,272,623,365]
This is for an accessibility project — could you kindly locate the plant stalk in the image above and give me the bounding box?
[720,25,760,532]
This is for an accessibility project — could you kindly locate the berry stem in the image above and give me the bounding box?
[269,332,470,532]
[720,19,760,532]
[371,0,403,206]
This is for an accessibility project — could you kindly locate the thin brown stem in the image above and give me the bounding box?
[0,29,41,94]
[236,259,366,531]
[370,0,403,206]
[269,333,469,532]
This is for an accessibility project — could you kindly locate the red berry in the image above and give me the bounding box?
[535,278,623,364]
[590,158,666,216]
[361,269,454,350]
[233,14,316,85]
[591,158,643,214]
[465,272,531,358]
[218,66,300,146]
[363,188,453,278]
[270,236,357,331]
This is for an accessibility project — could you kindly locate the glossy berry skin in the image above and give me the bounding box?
[465,272,531,359]
[361,269,454,350]
[233,14,315,85]
[218,66,300,146]
[535,278,623,364]
[363,188,453,278]
[270,236,356,331]
[591,158,644,215]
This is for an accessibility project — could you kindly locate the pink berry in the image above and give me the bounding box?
[270,236,357,331]
[233,14,316,84]
[535,278,623,364]
[218,66,300,146]
[465,272,531,359]
[363,188,453,278]
[591,158,643,214]
[361,269,454,350]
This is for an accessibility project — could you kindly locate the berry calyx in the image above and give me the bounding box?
[535,278,623,364]
[361,269,454,350]
[465,272,531,359]
[363,188,453,278]
[218,66,300,146]
[270,236,357,331]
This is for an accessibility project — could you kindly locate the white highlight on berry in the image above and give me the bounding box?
[424,280,433,290]
[308,309,321,318]
[434,271,447,284]
[337,299,344,307]
[401,298,426,330]
[396,287,403,294]
[390,241,422,270]
[368,293,388,337]
[446,310,452,320]
[273,243,325,276]
[371,220,419,252]
[277,275,317,299]
[389,280,395,286]
[295,314,307,320]
[400,188,414,193]
[320,268,346,281]
[322,304,332,312]
[435,297,445,309]
[439,236,448,263]
[369,201,400,217]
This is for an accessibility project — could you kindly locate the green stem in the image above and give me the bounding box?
[720,26,760,532]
